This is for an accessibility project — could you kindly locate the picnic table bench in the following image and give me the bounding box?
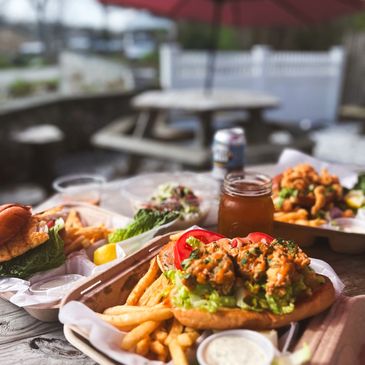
[91,89,279,172]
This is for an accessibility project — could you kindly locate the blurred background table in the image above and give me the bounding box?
[132,89,280,145]
[91,89,280,173]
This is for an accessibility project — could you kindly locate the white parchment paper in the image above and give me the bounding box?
[276,149,358,188]
[59,259,343,365]
[59,301,168,365]
[0,218,177,307]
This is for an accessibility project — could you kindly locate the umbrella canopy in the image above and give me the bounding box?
[100,0,365,91]
[99,0,365,27]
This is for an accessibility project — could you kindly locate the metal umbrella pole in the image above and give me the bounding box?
[204,0,224,93]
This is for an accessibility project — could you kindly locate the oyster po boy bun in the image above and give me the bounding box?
[158,229,336,330]
[172,275,334,330]
[0,204,32,245]
[0,204,65,279]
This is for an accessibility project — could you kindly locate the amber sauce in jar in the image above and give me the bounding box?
[218,172,274,238]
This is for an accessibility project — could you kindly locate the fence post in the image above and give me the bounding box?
[328,46,345,121]
[251,45,270,91]
[160,43,179,89]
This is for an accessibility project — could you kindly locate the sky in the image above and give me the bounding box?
[1,0,172,31]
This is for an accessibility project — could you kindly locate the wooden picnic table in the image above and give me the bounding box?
[92,89,280,171]
[2,165,365,365]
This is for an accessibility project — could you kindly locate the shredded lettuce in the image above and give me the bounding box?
[168,270,235,313]
[186,237,202,249]
[235,281,297,315]
[168,268,299,315]
[266,294,295,315]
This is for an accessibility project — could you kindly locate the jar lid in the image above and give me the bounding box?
[223,171,272,197]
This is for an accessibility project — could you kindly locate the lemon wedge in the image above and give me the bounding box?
[345,190,365,209]
[93,243,117,265]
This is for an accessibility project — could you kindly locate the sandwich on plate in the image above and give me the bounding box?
[158,229,335,330]
[0,204,65,279]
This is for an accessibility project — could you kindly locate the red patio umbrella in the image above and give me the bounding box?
[100,0,365,90]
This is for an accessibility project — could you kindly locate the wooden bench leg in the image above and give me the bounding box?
[197,111,214,147]
[126,110,159,174]
[246,108,271,143]
[133,110,159,138]
[125,154,143,175]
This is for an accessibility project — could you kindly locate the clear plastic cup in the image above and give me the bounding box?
[29,274,85,299]
[53,174,106,205]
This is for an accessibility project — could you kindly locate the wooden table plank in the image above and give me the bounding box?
[0,328,95,365]
[0,299,94,365]
[306,244,365,297]
[0,299,60,345]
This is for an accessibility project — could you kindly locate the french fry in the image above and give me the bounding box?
[153,329,168,343]
[99,307,172,328]
[168,339,189,365]
[169,232,184,241]
[308,219,326,227]
[294,219,310,226]
[65,210,83,229]
[104,305,162,315]
[74,226,110,244]
[126,258,160,305]
[165,318,183,345]
[274,209,308,223]
[177,332,200,347]
[138,273,164,306]
[64,236,85,254]
[135,337,150,357]
[150,340,168,362]
[121,321,160,351]
[138,274,170,306]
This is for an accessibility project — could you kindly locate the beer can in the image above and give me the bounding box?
[212,127,246,180]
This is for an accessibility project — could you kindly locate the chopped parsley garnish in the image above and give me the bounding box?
[181,249,200,269]
[316,210,326,219]
[249,247,261,256]
[276,188,298,208]
[279,188,298,199]
[275,238,298,254]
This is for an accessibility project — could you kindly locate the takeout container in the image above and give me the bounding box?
[274,221,365,254]
[60,232,365,365]
[61,232,172,363]
[119,172,220,228]
[0,203,174,322]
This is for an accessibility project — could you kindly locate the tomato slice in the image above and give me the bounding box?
[174,229,225,269]
[47,220,55,229]
[246,232,274,244]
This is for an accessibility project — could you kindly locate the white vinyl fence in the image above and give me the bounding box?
[160,44,345,123]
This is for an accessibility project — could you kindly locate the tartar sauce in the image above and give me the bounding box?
[204,335,267,365]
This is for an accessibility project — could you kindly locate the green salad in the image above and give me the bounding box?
[143,183,201,221]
